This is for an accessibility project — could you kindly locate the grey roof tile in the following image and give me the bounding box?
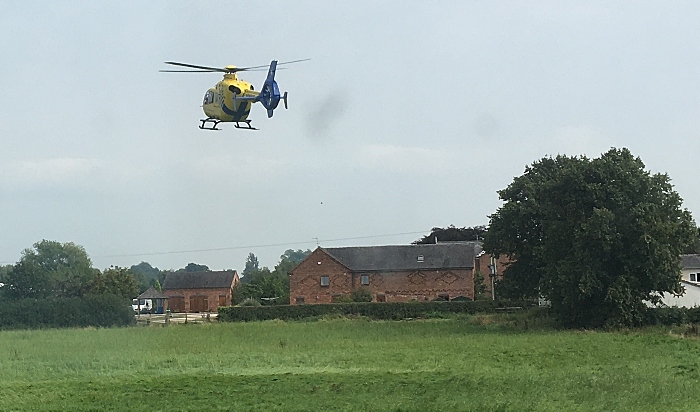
[322,242,481,272]
[682,254,700,269]
[137,286,168,299]
[162,271,237,290]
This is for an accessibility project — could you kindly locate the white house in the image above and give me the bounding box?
[681,254,700,284]
[655,255,700,308]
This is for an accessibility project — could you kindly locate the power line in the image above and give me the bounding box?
[89,230,429,260]
[0,230,429,265]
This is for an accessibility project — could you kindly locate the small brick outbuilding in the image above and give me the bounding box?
[289,243,498,304]
[162,270,239,313]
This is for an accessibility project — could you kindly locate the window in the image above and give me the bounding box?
[417,255,424,262]
[320,276,329,286]
[295,296,305,304]
[361,275,370,286]
[202,90,214,105]
[691,273,697,282]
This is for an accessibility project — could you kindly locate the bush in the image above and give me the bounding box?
[218,300,533,322]
[239,298,262,307]
[0,294,135,330]
[351,288,373,302]
[332,295,354,303]
[643,306,700,326]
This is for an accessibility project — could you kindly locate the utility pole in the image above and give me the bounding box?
[488,256,497,300]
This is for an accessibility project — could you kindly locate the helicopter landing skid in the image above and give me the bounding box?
[234,120,258,131]
[199,118,223,130]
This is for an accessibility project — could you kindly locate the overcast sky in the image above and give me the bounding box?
[1,2,699,272]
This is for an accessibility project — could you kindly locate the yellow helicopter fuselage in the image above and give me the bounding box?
[202,72,260,122]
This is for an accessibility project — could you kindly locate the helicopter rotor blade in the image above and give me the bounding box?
[277,58,311,66]
[159,69,220,73]
[234,58,311,73]
[161,59,309,74]
[163,62,227,72]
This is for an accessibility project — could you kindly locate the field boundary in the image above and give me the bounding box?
[217,300,534,322]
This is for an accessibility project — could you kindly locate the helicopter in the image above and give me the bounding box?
[160,59,308,130]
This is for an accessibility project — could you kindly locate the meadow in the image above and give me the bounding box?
[1,315,700,411]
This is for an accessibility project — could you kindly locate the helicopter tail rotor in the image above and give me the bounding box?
[258,60,287,118]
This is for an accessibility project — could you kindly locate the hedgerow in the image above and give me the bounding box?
[217,300,532,322]
[0,294,135,329]
[643,306,700,326]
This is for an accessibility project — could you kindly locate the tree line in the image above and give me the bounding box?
[0,240,312,308]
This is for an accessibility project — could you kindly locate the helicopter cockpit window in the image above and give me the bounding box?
[203,91,214,105]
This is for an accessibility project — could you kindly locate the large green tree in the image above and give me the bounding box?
[273,249,312,277]
[242,253,260,279]
[180,263,210,273]
[234,249,310,305]
[0,265,12,298]
[484,148,696,328]
[414,225,488,244]
[684,227,700,254]
[4,240,97,299]
[89,266,139,299]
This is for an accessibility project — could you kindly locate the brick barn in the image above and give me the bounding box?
[162,270,239,313]
[289,243,498,304]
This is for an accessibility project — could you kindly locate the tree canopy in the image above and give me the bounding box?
[180,263,210,273]
[234,249,311,305]
[414,225,488,244]
[242,253,260,278]
[484,148,696,327]
[4,240,97,299]
[89,266,139,299]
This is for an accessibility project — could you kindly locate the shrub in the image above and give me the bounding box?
[218,300,534,322]
[332,295,354,303]
[351,288,373,302]
[0,294,134,330]
[643,306,700,326]
[239,298,262,307]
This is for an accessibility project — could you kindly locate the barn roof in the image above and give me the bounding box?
[137,286,168,299]
[321,242,481,272]
[162,270,238,290]
[681,254,700,270]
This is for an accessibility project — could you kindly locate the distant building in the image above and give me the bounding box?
[162,270,239,312]
[655,255,700,308]
[681,254,700,284]
[289,243,503,304]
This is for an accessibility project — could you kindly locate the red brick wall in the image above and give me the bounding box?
[474,253,511,297]
[358,269,474,303]
[289,249,475,304]
[290,248,352,304]
[163,287,232,312]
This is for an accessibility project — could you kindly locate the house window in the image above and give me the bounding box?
[361,275,370,286]
[417,255,424,262]
[320,276,330,286]
[691,273,697,282]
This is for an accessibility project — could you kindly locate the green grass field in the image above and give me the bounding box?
[1,315,700,411]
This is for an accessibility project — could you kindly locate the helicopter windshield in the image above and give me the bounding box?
[203,90,214,105]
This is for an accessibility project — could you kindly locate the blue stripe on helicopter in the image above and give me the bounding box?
[221,102,250,120]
